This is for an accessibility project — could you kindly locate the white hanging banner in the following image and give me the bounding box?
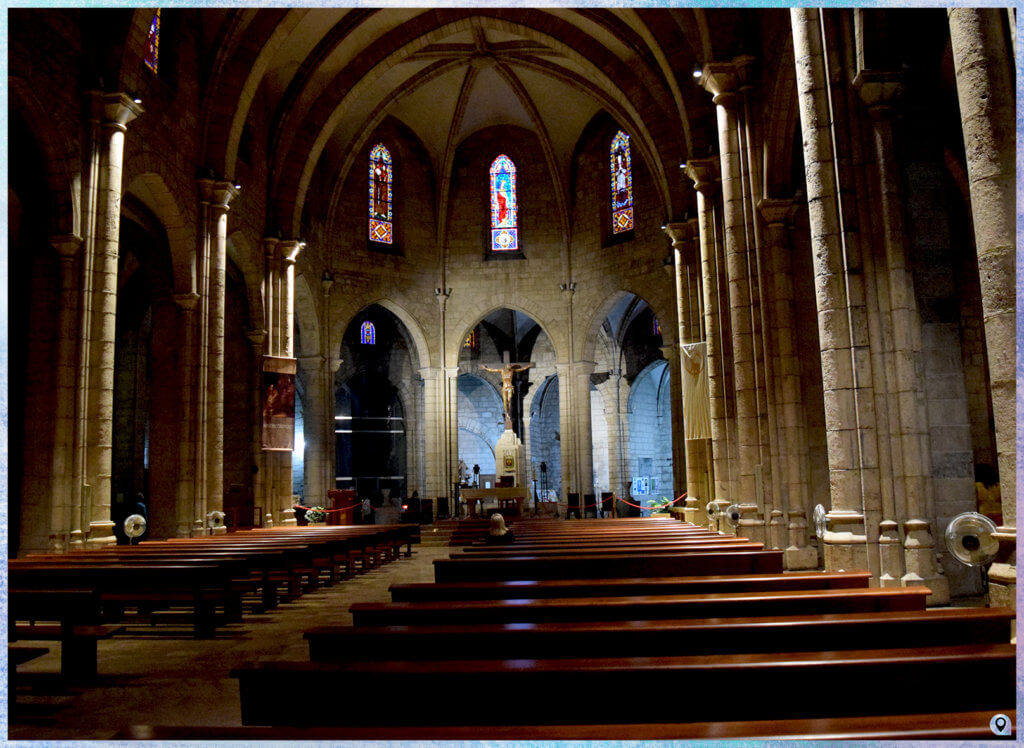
[682,342,712,440]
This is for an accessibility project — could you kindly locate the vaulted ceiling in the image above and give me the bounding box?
[198,8,764,233]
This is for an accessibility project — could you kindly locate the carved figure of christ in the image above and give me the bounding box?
[480,360,534,428]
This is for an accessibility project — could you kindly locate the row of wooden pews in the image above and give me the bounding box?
[8,524,418,687]
[221,516,1015,740]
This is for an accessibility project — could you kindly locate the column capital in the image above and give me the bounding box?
[173,291,201,311]
[757,197,797,227]
[698,61,741,104]
[50,233,83,258]
[87,90,144,130]
[198,178,240,210]
[263,236,279,257]
[683,158,720,194]
[573,360,597,377]
[277,239,305,264]
[852,69,904,117]
[663,221,697,247]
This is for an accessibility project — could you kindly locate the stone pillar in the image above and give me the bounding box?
[791,9,870,572]
[947,7,1016,609]
[596,371,630,510]
[856,71,948,602]
[700,61,767,542]
[174,292,200,538]
[83,92,143,547]
[48,234,84,551]
[246,329,268,524]
[758,199,816,569]
[419,366,448,505]
[665,221,710,523]
[573,360,597,500]
[197,179,238,535]
[685,159,734,517]
[275,240,303,525]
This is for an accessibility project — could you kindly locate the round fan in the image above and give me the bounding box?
[124,513,147,544]
[705,501,719,518]
[813,503,827,539]
[944,512,998,568]
[724,503,741,527]
[206,510,226,530]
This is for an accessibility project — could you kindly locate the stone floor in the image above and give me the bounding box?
[8,544,452,741]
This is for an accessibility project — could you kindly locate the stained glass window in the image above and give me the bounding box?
[489,154,518,251]
[144,9,160,74]
[368,144,393,244]
[360,321,376,345]
[653,317,661,336]
[463,329,477,351]
[610,130,633,234]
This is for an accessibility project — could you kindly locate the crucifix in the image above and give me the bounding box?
[480,353,534,430]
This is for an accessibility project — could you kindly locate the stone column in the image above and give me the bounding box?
[665,221,708,523]
[174,292,200,538]
[791,9,870,572]
[759,200,817,568]
[685,158,734,514]
[856,71,948,602]
[947,7,1016,609]
[572,360,596,500]
[419,366,447,506]
[700,61,766,542]
[197,179,238,534]
[83,92,143,547]
[246,329,268,524]
[48,234,83,551]
[276,240,303,525]
[596,371,630,510]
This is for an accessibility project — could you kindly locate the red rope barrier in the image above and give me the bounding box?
[612,493,687,510]
[293,502,361,514]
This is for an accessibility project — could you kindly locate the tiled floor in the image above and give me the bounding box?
[8,544,452,741]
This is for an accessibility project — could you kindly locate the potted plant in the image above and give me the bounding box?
[305,506,327,525]
[648,496,672,517]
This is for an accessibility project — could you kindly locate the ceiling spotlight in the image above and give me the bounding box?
[692,64,703,79]
[233,183,242,190]
[679,162,687,169]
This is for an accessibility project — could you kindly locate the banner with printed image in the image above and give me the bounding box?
[261,356,296,451]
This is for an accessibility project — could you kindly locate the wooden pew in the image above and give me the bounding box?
[8,563,234,637]
[231,643,1015,726]
[117,710,1018,740]
[9,589,123,679]
[433,550,785,581]
[349,587,930,626]
[452,541,765,557]
[389,570,873,601]
[307,607,1014,662]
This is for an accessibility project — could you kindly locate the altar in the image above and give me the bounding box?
[460,486,527,518]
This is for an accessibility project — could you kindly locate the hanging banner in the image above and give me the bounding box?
[261,356,296,451]
[682,342,712,440]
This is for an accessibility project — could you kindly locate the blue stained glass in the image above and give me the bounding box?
[611,130,633,234]
[144,9,160,74]
[369,143,393,244]
[489,154,518,251]
[360,321,375,345]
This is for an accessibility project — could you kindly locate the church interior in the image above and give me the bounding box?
[7,6,1018,740]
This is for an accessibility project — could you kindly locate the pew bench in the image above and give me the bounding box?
[9,589,124,679]
[434,550,785,582]
[349,586,931,626]
[308,607,1014,662]
[231,643,1015,726]
[389,570,873,601]
[116,710,1017,740]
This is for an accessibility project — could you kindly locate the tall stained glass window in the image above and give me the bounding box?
[489,154,518,251]
[610,130,633,234]
[144,9,161,74]
[360,321,376,345]
[368,143,393,244]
